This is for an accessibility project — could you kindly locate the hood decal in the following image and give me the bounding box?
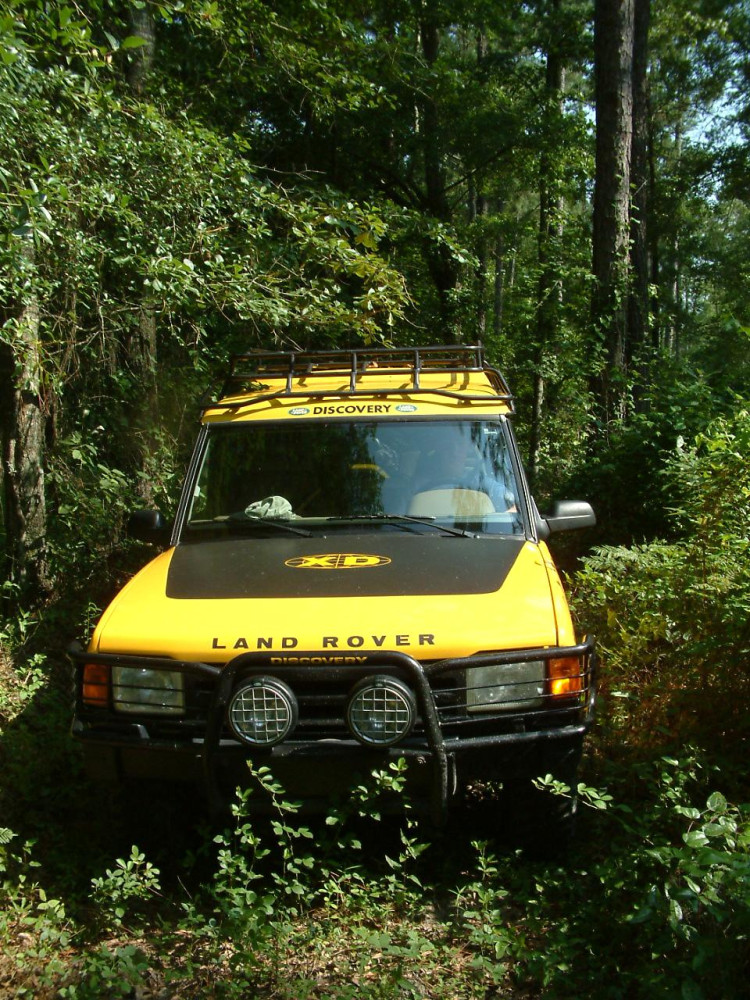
[285,553,392,570]
[166,534,526,599]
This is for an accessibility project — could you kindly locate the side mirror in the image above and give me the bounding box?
[542,500,596,534]
[127,509,171,544]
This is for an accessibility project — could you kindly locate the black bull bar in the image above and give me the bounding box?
[69,640,597,823]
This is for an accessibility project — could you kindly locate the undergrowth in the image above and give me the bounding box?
[0,746,748,999]
[1,407,749,998]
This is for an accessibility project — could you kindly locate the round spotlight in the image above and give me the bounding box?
[228,676,298,747]
[346,676,416,747]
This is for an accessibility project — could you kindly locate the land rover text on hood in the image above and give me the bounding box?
[70,345,596,848]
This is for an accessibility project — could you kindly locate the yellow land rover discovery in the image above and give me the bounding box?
[70,346,596,845]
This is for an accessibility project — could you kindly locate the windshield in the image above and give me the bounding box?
[185,419,525,536]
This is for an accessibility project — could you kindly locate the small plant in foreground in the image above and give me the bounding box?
[453,840,513,986]
[90,845,161,930]
[58,943,151,1000]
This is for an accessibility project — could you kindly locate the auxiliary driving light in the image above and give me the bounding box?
[346,676,416,747]
[227,677,298,747]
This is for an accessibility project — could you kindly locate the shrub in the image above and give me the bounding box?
[572,404,750,756]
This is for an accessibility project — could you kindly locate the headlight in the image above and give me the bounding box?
[228,677,298,747]
[346,676,416,746]
[112,667,185,716]
[466,661,545,712]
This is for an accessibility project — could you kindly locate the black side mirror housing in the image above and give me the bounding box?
[541,500,596,534]
[127,509,171,544]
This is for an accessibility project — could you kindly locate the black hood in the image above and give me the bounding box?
[166,533,526,600]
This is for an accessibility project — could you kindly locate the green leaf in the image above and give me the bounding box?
[707,792,727,812]
[683,830,709,848]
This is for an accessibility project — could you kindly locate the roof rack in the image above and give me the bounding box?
[205,345,514,413]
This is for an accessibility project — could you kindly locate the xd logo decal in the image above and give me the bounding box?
[285,553,391,570]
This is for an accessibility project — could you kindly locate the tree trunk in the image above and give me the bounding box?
[474,191,489,341]
[592,0,635,426]
[124,3,159,501]
[0,238,50,596]
[419,10,461,341]
[127,4,156,97]
[627,0,651,364]
[492,233,505,341]
[530,0,566,487]
[647,107,661,349]
[472,28,489,341]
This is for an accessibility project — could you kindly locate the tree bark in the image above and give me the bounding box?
[473,27,489,341]
[126,4,156,97]
[592,0,635,426]
[419,9,461,341]
[530,0,566,487]
[0,238,50,596]
[627,0,651,364]
[124,3,159,500]
[470,185,489,341]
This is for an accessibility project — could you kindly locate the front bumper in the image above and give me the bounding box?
[69,641,596,822]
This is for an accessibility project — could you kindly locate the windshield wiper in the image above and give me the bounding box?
[224,513,315,537]
[328,515,475,538]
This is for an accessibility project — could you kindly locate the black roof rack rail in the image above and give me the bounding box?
[204,345,514,414]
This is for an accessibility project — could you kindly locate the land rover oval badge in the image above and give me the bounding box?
[285,553,391,569]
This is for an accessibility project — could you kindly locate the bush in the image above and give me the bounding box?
[572,404,750,760]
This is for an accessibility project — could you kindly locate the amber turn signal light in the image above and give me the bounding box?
[549,656,582,697]
[82,663,110,707]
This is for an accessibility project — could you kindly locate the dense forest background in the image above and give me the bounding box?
[1,1,749,997]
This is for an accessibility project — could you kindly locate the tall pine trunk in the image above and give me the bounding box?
[530,0,566,488]
[592,0,635,427]
[628,0,651,365]
[419,9,461,341]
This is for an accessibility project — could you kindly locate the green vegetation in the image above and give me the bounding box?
[1,408,749,995]
[0,707,748,997]
[1,0,750,995]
